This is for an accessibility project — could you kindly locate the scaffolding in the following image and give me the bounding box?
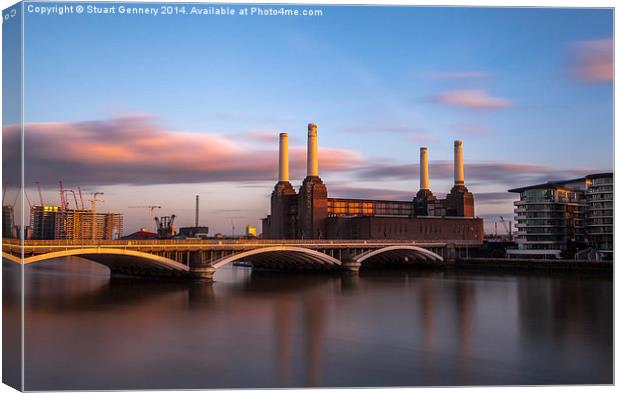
[30,206,123,240]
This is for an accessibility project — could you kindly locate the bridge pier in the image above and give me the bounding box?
[341,258,361,274]
[445,243,457,263]
[189,251,216,282]
[190,266,216,282]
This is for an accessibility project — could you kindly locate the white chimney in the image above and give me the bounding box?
[454,140,465,185]
[420,147,430,190]
[307,123,319,177]
[278,132,289,182]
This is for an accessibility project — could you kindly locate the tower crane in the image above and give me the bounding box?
[64,190,79,210]
[90,192,105,212]
[89,192,105,240]
[59,181,67,210]
[500,216,512,240]
[35,182,44,206]
[129,205,162,232]
[77,187,85,210]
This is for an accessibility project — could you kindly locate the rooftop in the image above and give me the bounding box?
[508,172,612,193]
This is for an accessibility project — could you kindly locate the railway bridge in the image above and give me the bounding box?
[2,239,478,281]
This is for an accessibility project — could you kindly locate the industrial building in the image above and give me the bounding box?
[177,226,210,239]
[507,172,613,260]
[30,205,123,240]
[262,123,483,242]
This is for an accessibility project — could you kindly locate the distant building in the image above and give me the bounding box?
[245,225,257,238]
[507,173,613,260]
[2,205,15,238]
[30,206,123,240]
[122,228,158,240]
[262,124,483,243]
[177,226,209,239]
[30,206,59,240]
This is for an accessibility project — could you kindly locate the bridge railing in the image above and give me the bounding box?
[4,238,483,247]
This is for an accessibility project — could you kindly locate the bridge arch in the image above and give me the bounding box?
[355,245,443,265]
[211,246,342,270]
[1,252,21,264]
[9,248,189,272]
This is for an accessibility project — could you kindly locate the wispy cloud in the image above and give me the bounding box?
[570,38,613,82]
[432,89,513,109]
[459,122,492,136]
[407,133,435,143]
[340,124,422,134]
[356,160,606,188]
[208,111,295,124]
[475,192,516,204]
[419,70,491,80]
[341,124,434,143]
[4,116,364,187]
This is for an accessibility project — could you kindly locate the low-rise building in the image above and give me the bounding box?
[177,226,209,239]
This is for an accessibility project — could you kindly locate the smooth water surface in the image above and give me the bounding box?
[3,257,613,389]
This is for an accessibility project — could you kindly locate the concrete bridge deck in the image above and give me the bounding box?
[2,239,480,281]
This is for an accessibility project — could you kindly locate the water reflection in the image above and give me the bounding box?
[6,258,612,390]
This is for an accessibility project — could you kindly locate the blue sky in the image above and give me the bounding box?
[8,3,614,234]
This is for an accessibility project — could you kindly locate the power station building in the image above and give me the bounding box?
[261,123,483,242]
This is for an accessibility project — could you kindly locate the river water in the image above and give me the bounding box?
[3,257,613,389]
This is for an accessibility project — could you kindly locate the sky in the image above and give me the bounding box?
[3,3,614,235]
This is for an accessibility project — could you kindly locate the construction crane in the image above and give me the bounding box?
[64,190,79,210]
[59,181,67,210]
[89,192,105,240]
[24,190,34,210]
[2,182,8,207]
[129,205,162,232]
[499,216,512,240]
[35,182,44,206]
[3,183,20,210]
[90,192,104,212]
[77,187,85,210]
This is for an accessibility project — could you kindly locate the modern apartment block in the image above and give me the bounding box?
[585,173,614,258]
[507,173,613,260]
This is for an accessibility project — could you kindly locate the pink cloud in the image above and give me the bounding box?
[570,38,613,82]
[433,89,513,109]
[4,116,365,186]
